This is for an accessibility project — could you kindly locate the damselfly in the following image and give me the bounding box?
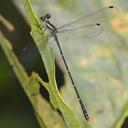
[21,5,119,121]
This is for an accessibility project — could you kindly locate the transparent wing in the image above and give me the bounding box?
[57,23,103,38]
[57,6,119,37]
[20,6,119,69]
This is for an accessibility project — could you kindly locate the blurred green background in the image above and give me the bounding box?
[0,0,128,128]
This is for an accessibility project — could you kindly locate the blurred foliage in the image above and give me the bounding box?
[0,0,128,128]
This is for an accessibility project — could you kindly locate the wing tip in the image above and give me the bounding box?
[109,5,119,13]
[109,5,114,8]
[96,23,100,26]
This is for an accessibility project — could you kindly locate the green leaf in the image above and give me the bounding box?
[22,0,80,127]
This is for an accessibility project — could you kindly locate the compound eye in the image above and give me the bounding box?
[45,13,51,19]
[40,16,45,21]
